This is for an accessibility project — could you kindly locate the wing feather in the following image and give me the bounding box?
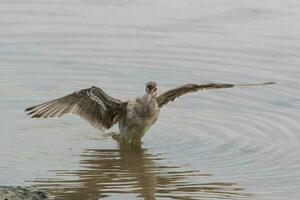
[157,82,275,108]
[156,83,234,108]
[25,87,126,130]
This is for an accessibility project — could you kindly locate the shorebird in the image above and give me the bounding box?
[25,81,274,146]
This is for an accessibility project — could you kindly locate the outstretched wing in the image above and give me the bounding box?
[156,82,275,108]
[25,86,127,130]
[156,83,234,108]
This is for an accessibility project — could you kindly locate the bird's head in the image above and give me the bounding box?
[145,81,158,98]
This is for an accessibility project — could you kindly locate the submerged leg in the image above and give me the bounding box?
[130,135,142,148]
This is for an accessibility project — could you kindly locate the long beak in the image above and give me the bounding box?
[146,89,155,103]
[151,87,157,95]
[144,91,152,113]
[146,92,152,104]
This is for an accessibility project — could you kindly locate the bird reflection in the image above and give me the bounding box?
[33,136,252,200]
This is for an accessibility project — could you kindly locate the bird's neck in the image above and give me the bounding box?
[144,93,157,116]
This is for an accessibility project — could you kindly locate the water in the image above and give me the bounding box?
[0,0,300,199]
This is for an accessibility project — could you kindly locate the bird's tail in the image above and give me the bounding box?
[236,82,275,87]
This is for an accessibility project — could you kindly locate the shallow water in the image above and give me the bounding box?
[1,0,300,199]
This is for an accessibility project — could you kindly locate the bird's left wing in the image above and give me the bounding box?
[25,86,127,130]
[156,82,274,108]
[157,83,234,108]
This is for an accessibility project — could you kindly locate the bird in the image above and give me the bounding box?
[25,81,274,146]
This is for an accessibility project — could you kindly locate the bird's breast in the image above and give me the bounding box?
[121,98,159,136]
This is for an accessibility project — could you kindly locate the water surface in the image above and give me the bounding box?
[0,0,300,199]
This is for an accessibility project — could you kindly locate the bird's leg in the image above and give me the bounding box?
[111,133,143,150]
[130,136,142,148]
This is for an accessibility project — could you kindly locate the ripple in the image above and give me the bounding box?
[33,145,252,200]
[1,0,300,199]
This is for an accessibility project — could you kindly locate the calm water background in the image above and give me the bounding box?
[0,0,300,199]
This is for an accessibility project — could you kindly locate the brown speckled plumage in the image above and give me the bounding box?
[25,81,274,145]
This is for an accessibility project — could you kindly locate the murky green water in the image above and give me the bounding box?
[1,0,300,199]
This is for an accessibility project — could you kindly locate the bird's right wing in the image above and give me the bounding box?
[25,86,127,130]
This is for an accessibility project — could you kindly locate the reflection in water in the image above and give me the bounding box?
[33,137,251,200]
